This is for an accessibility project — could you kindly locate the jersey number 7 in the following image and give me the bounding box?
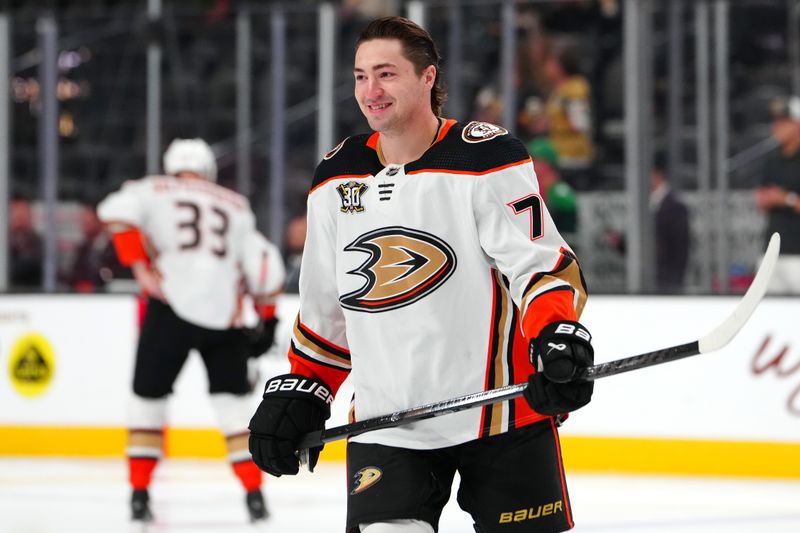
[507,194,544,241]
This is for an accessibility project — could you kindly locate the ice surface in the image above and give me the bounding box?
[0,458,798,532]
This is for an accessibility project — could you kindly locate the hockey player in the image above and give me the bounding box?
[98,138,285,524]
[249,17,593,533]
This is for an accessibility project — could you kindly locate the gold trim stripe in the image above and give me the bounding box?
[225,433,249,453]
[128,430,163,449]
[1,427,799,479]
[521,257,587,319]
[560,436,800,479]
[293,317,351,369]
[488,272,510,437]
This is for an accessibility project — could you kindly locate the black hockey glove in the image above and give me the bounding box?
[524,320,594,416]
[247,317,279,358]
[248,374,332,477]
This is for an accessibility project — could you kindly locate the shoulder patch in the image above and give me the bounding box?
[323,138,348,160]
[407,121,529,175]
[311,133,381,191]
[462,121,508,143]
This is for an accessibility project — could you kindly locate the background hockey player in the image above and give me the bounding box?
[98,138,285,524]
[249,16,594,533]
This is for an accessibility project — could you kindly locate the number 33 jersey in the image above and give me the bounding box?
[98,176,283,329]
[292,120,589,449]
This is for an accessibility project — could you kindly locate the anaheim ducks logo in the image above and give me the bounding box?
[340,226,457,313]
[351,466,383,495]
[462,121,508,143]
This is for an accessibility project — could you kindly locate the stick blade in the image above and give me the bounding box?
[698,232,780,354]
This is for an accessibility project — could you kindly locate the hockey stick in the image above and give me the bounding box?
[297,232,781,452]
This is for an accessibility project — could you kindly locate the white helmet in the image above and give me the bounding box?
[163,138,218,182]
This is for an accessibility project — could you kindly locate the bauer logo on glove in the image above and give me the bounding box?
[249,374,332,477]
[263,375,334,405]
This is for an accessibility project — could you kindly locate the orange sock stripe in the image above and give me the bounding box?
[232,459,262,492]
[129,457,158,490]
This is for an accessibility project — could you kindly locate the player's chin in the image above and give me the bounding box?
[365,115,388,132]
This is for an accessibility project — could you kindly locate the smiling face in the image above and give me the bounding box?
[354,38,436,136]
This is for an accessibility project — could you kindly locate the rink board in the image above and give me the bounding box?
[1,294,799,478]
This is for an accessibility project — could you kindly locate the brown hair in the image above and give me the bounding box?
[356,16,448,116]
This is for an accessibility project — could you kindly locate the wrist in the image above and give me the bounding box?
[785,191,798,209]
[255,302,277,320]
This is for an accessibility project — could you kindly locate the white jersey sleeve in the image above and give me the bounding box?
[287,192,352,379]
[240,230,286,297]
[97,179,150,229]
[472,156,584,319]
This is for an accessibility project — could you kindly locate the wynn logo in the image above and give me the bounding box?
[752,334,800,416]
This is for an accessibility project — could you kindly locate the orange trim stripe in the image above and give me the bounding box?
[289,348,350,394]
[291,338,351,370]
[366,132,380,150]
[522,289,577,342]
[550,418,575,528]
[309,174,372,196]
[432,118,457,145]
[523,250,571,293]
[520,250,587,339]
[407,157,531,177]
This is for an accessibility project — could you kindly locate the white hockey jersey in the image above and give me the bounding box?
[98,176,285,330]
[290,120,587,449]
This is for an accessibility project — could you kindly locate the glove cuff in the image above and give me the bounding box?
[262,373,333,420]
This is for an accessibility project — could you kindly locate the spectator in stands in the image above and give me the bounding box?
[9,198,44,291]
[605,152,690,293]
[539,40,596,190]
[528,137,579,245]
[64,203,124,293]
[516,9,550,138]
[282,212,307,294]
[650,151,690,293]
[755,108,800,294]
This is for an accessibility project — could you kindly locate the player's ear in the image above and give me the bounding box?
[422,64,436,89]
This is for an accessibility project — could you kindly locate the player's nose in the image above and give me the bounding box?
[364,78,384,98]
